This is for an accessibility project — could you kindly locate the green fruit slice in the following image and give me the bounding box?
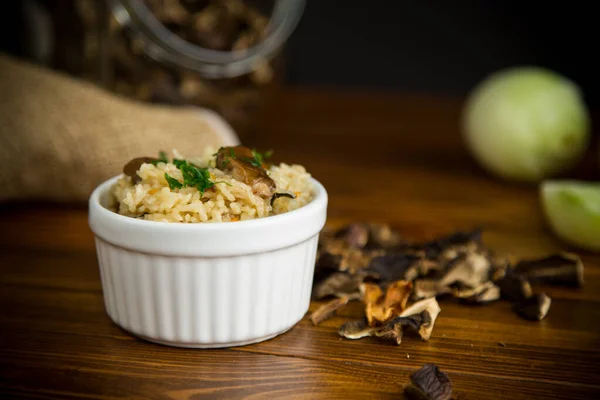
[540,180,600,251]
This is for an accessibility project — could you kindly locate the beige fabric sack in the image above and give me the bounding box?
[0,53,239,203]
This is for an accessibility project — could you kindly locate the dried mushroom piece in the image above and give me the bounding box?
[361,280,413,326]
[365,254,421,283]
[338,297,441,345]
[310,295,358,326]
[404,364,452,400]
[373,321,404,345]
[312,272,362,300]
[338,319,402,343]
[412,279,451,300]
[495,268,533,303]
[334,223,370,248]
[514,253,584,287]
[215,146,275,198]
[417,258,445,278]
[410,251,493,301]
[366,223,403,249]
[398,297,441,341]
[438,251,492,289]
[314,252,343,274]
[455,281,501,305]
[420,228,483,260]
[338,319,373,340]
[512,293,552,321]
[339,247,378,274]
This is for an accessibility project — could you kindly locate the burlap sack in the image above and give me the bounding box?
[0,53,239,203]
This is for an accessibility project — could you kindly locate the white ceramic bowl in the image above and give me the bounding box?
[88,176,328,348]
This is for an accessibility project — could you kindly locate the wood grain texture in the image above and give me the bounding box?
[1,89,600,399]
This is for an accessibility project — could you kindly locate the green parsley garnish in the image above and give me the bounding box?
[229,148,237,159]
[166,159,215,195]
[164,173,183,190]
[241,149,274,168]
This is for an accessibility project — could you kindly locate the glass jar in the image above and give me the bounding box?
[39,0,305,137]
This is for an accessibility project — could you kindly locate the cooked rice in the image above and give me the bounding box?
[109,148,315,223]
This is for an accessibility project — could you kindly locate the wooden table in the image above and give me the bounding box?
[1,89,600,399]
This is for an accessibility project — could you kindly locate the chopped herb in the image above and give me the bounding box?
[229,148,237,159]
[172,159,186,168]
[170,159,215,195]
[164,173,183,190]
[238,149,274,168]
[252,149,268,167]
[241,156,260,167]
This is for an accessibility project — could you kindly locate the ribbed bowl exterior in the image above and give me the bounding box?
[95,235,319,348]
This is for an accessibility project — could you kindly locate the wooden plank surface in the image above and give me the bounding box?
[1,89,600,399]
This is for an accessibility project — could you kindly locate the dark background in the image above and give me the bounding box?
[2,0,597,106]
[283,1,597,105]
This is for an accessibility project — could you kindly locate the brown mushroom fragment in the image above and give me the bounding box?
[361,283,387,326]
[313,252,343,277]
[365,253,421,283]
[514,253,584,287]
[312,272,362,300]
[310,295,358,325]
[339,247,378,274]
[338,318,402,343]
[338,291,441,345]
[417,259,445,278]
[397,297,441,341]
[368,309,435,345]
[412,251,493,300]
[370,321,403,344]
[412,279,451,300]
[123,157,160,183]
[420,228,483,260]
[512,293,552,321]
[361,280,413,326]
[270,192,296,207]
[438,251,492,289]
[404,363,452,400]
[495,268,533,302]
[365,223,403,249]
[215,146,275,198]
[489,253,511,281]
[338,319,374,340]
[455,281,501,305]
[334,223,370,248]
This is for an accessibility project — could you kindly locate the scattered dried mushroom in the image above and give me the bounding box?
[311,222,586,344]
[404,363,452,400]
[338,297,441,345]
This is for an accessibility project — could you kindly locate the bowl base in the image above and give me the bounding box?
[121,324,296,349]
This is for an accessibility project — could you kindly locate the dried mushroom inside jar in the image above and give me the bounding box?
[109,0,283,134]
